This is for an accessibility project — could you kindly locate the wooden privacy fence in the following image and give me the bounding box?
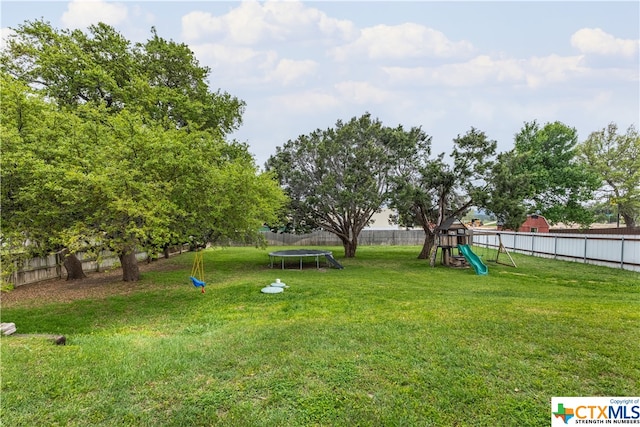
[472,231,640,273]
[6,245,189,287]
[262,230,426,246]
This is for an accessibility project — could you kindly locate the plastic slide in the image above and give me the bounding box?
[324,254,344,269]
[457,244,488,275]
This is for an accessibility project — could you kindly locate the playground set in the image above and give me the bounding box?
[434,217,516,275]
[187,220,513,293]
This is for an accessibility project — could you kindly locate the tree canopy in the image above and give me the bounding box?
[578,123,640,228]
[484,121,600,229]
[389,127,496,261]
[1,21,284,281]
[266,113,430,257]
[482,150,531,231]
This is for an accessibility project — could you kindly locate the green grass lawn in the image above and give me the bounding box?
[1,246,639,426]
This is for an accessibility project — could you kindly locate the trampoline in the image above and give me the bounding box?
[268,249,343,270]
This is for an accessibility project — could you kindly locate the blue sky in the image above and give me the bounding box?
[2,1,639,166]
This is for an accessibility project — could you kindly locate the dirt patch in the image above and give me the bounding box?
[1,258,181,308]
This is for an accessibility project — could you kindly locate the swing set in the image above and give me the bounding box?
[190,250,206,293]
[475,232,517,268]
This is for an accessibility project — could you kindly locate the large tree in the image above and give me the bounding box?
[0,72,91,279]
[578,123,640,228]
[1,21,282,282]
[506,121,600,226]
[1,21,245,128]
[482,150,532,231]
[266,113,429,257]
[389,128,496,262]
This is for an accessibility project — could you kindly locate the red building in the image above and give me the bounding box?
[518,214,550,233]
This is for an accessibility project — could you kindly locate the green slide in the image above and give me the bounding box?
[457,244,488,275]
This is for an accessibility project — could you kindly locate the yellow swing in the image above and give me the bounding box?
[190,250,206,293]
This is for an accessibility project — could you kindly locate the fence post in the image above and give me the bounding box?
[531,234,535,255]
[55,252,62,279]
[584,236,588,263]
[620,236,625,269]
[554,235,558,260]
[13,260,18,286]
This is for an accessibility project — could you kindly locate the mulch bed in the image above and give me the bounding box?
[1,258,179,308]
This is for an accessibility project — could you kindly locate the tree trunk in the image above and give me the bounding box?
[61,249,86,281]
[119,251,140,282]
[163,245,171,259]
[621,211,636,229]
[418,233,435,259]
[341,237,358,258]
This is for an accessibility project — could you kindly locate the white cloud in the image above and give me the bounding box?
[181,0,356,45]
[333,81,397,105]
[191,43,276,68]
[181,11,223,42]
[330,23,474,62]
[382,53,587,89]
[268,59,318,86]
[192,42,278,79]
[571,28,639,57]
[61,0,128,29]
[526,54,587,88]
[191,44,317,88]
[269,90,341,114]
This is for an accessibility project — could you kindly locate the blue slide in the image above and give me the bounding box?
[457,244,488,275]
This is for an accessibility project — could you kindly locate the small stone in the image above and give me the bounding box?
[0,323,16,336]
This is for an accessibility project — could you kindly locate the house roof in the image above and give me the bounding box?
[436,217,467,231]
[524,214,550,228]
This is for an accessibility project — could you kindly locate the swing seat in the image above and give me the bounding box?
[190,276,206,288]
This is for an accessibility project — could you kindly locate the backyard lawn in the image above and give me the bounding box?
[1,246,639,426]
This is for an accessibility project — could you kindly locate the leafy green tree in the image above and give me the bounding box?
[1,20,245,129]
[389,128,496,262]
[2,21,133,110]
[266,113,429,257]
[585,201,620,224]
[0,72,91,279]
[134,27,245,132]
[1,22,280,282]
[482,150,532,231]
[578,123,640,228]
[490,121,599,228]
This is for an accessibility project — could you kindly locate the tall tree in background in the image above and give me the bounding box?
[389,128,496,262]
[482,150,532,231]
[505,121,599,227]
[266,113,429,257]
[1,21,281,282]
[578,123,640,228]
